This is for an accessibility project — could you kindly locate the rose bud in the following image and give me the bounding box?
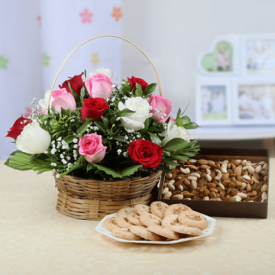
[51,88,76,113]
[6,116,32,140]
[85,73,113,99]
[148,94,172,123]
[16,121,51,154]
[81,97,109,122]
[78,134,107,163]
[128,139,163,169]
[127,76,148,92]
[59,72,84,96]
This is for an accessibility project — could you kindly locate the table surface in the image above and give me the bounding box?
[0,159,275,275]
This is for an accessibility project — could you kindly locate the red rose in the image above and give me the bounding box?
[81,98,109,122]
[128,139,163,169]
[6,116,32,140]
[59,72,84,96]
[127,76,148,92]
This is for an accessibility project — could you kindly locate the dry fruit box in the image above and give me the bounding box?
[157,147,269,218]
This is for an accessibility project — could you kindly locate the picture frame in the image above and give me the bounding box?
[241,33,275,76]
[195,78,232,126]
[232,79,275,125]
[197,35,240,77]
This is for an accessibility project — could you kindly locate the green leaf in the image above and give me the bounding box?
[163,138,189,152]
[119,108,135,117]
[148,127,158,133]
[184,122,199,129]
[87,163,94,172]
[144,119,150,130]
[77,122,89,135]
[93,164,122,178]
[114,136,127,142]
[170,154,189,161]
[163,150,171,157]
[172,139,198,153]
[144,83,157,96]
[176,117,184,127]
[181,116,191,124]
[162,158,180,166]
[148,132,162,145]
[176,108,181,119]
[101,116,109,129]
[157,164,172,173]
[68,82,80,102]
[121,164,143,177]
[59,164,86,178]
[94,121,106,134]
[110,117,116,125]
[63,135,75,144]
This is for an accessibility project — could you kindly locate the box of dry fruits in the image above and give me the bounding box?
[157,147,269,218]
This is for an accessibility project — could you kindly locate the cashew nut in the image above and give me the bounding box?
[215,169,222,180]
[205,174,212,181]
[221,164,227,173]
[162,187,169,195]
[190,180,197,190]
[168,180,175,190]
[163,191,172,199]
[188,159,197,163]
[180,167,190,174]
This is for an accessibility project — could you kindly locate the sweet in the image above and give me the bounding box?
[150,201,169,219]
[130,226,163,241]
[178,211,208,230]
[111,227,142,241]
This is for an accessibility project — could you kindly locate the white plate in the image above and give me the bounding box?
[95,213,216,244]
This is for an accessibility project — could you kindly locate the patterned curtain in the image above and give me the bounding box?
[0,0,122,159]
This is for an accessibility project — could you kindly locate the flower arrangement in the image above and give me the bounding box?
[5,68,200,180]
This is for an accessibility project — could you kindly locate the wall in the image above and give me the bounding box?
[121,0,275,119]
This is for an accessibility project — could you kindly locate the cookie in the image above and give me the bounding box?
[150,201,169,219]
[134,204,150,215]
[140,212,162,227]
[147,225,179,240]
[111,227,142,241]
[103,217,120,232]
[164,204,192,217]
[178,211,208,230]
[162,214,203,236]
[130,226,163,241]
[116,208,135,228]
[127,213,144,226]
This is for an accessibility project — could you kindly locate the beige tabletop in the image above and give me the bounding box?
[0,159,274,275]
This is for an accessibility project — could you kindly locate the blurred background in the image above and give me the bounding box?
[1,0,275,160]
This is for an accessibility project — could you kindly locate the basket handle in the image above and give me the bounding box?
[48,34,162,108]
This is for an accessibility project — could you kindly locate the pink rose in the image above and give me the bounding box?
[148,94,172,123]
[85,74,113,99]
[51,88,76,113]
[78,133,107,163]
[170,117,176,122]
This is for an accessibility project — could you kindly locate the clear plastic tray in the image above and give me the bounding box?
[95,213,216,244]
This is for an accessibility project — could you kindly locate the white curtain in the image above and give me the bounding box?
[0,0,122,160]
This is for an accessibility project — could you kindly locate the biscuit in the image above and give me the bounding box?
[134,204,150,215]
[150,201,169,219]
[164,204,192,217]
[116,208,135,228]
[111,227,142,241]
[140,212,162,227]
[130,226,163,241]
[127,213,144,226]
[162,214,203,236]
[147,225,179,240]
[103,217,120,232]
[178,211,208,230]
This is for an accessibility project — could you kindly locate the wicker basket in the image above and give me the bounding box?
[55,173,161,219]
[50,35,164,220]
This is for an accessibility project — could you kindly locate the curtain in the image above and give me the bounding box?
[0,0,122,160]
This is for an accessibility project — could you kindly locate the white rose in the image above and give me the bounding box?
[39,90,54,110]
[161,121,191,145]
[118,97,152,131]
[89,67,113,80]
[16,121,51,154]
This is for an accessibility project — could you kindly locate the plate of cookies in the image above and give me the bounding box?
[95,201,216,244]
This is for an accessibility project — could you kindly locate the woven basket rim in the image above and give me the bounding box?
[54,170,162,184]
